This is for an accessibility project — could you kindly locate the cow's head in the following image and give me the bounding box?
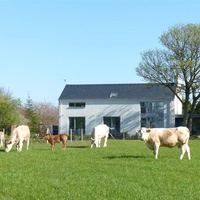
[91,137,96,146]
[137,127,150,142]
[41,133,51,140]
[5,141,13,152]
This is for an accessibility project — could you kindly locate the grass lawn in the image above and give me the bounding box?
[0,138,199,200]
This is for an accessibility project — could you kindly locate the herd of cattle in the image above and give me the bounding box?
[0,124,191,159]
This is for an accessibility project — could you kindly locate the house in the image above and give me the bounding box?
[58,83,182,137]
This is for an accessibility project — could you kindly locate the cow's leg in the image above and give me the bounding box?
[16,142,19,151]
[62,141,66,150]
[26,139,30,150]
[51,143,55,150]
[103,136,108,147]
[98,138,101,147]
[180,144,186,159]
[154,143,159,159]
[17,141,23,152]
[1,139,3,147]
[91,142,94,148]
[96,139,100,147]
[180,143,191,160]
[186,144,191,160]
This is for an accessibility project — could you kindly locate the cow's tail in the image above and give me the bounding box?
[109,128,115,139]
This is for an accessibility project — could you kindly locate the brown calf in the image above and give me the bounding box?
[42,133,68,150]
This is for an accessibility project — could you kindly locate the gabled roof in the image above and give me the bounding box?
[58,83,175,100]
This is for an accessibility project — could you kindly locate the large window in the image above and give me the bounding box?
[103,117,120,138]
[140,102,159,114]
[69,117,85,135]
[140,102,164,128]
[69,102,85,108]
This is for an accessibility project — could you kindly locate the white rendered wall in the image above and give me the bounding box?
[59,98,175,135]
[59,99,141,135]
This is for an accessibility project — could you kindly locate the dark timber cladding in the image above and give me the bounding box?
[59,83,174,100]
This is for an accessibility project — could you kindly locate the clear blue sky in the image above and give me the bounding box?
[0,0,199,105]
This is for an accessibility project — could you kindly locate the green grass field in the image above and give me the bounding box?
[0,139,199,200]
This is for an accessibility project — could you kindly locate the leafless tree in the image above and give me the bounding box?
[34,101,58,126]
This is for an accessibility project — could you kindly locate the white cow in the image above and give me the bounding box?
[137,127,191,159]
[91,124,109,148]
[5,125,30,152]
[0,130,4,147]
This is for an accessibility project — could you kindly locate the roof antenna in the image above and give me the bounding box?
[64,79,66,85]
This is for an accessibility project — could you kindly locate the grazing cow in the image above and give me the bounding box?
[5,125,30,152]
[137,127,191,159]
[91,124,109,148]
[42,133,68,150]
[0,130,5,147]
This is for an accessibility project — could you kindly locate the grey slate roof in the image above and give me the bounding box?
[59,83,175,100]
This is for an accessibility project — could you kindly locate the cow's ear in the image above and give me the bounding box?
[146,129,151,133]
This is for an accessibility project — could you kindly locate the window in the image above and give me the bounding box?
[110,92,118,98]
[69,102,85,108]
[141,118,147,127]
[140,102,157,113]
[103,117,120,138]
[140,102,147,113]
[140,102,164,128]
[69,117,85,135]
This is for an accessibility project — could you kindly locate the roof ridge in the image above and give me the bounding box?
[65,83,160,86]
[59,83,174,100]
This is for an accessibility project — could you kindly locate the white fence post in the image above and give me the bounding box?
[81,129,83,142]
[70,129,72,142]
[123,129,125,140]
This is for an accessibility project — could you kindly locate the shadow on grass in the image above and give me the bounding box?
[104,155,149,159]
[32,146,90,150]
[67,145,89,149]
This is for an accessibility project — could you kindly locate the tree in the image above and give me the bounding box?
[24,95,41,134]
[0,87,22,131]
[136,23,200,130]
[34,101,58,126]
[194,101,200,114]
